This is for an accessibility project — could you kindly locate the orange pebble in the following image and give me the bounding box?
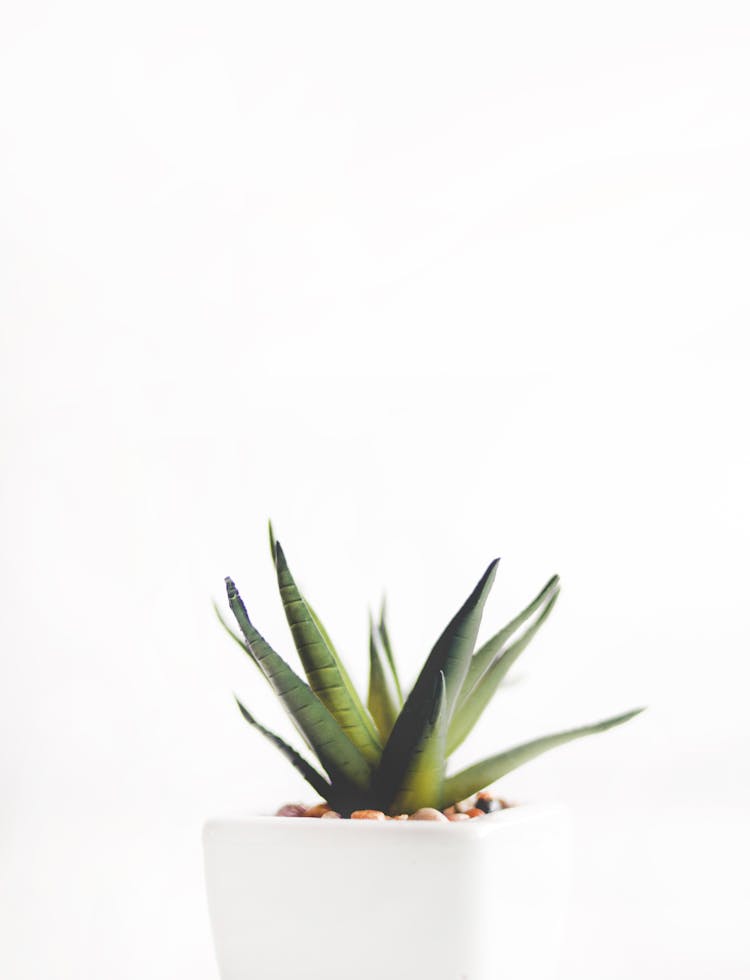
[392,814,409,821]
[321,810,342,819]
[303,803,331,818]
[350,809,387,820]
[442,806,457,817]
[465,807,484,818]
[448,813,470,822]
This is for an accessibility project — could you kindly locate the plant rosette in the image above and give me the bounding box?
[204,525,642,979]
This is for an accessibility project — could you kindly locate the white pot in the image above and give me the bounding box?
[203,805,571,980]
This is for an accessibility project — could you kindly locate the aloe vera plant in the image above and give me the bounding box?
[220,527,642,816]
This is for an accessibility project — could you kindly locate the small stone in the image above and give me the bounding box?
[350,809,387,820]
[275,803,307,817]
[447,813,470,822]
[475,796,501,814]
[303,803,331,818]
[321,810,342,819]
[409,808,449,822]
[465,807,484,818]
[392,814,409,820]
[442,806,457,817]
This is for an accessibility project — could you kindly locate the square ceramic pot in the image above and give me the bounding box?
[203,804,571,980]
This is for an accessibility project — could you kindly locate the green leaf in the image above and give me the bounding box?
[214,601,255,656]
[234,696,333,801]
[374,559,499,808]
[442,708,645,806]
[447,588,560,753]
[388,673,448,815]
[456,575,560,712]
[225,576,373,792]
[367,616,401,742]
[416,558,500,716]
[306,600,340,662]
[267,518,277,563]
[271,538,382,764]
[378,597,403,704]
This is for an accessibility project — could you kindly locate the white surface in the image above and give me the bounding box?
[204,807,571,980]
[1,1,749,978]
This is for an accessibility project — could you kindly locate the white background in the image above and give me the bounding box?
[1,1,749,978]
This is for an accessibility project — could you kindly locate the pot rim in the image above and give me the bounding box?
[204,802,567,840]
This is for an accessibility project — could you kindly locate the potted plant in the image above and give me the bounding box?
[204,526,642,980]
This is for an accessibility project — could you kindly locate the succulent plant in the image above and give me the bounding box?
[218,526,642,816]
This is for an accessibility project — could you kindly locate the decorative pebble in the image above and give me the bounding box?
[409,808,449,822]
[276,795,511,821]
[475,796,501,814]
[303,803,331,818]
[454,798,475,814]
[275,803,307,817]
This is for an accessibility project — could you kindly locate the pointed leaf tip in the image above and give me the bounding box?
[449,579,561,753]
[480,557,501,580]
[233,693,255,722]
[476,558,500,597]
[625,706,647,719]
[454,571,561,727]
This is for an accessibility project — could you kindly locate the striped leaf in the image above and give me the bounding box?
[447,588,560,753]
[234,696,333,801]
[271,538,381,764]
[214,601,255,656]
[225,577,373,792]
[307,600,340,662]
[442,708,645,806]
